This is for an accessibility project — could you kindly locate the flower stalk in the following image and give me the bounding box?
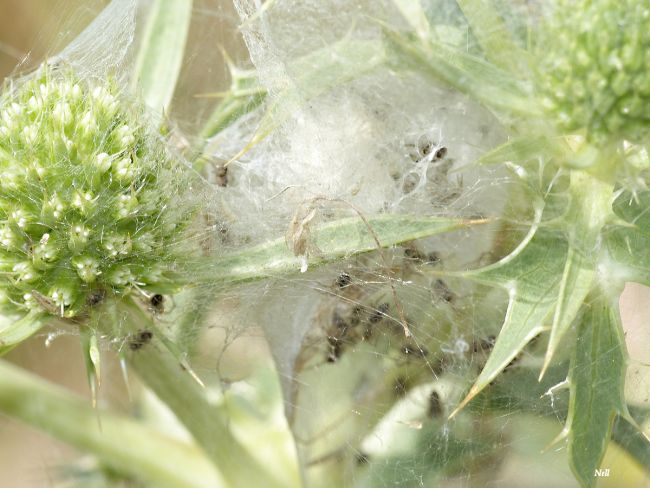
[0,359,225,488]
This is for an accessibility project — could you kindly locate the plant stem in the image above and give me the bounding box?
[0,359,224,488]
[117,298,290,488]
[568,162,617,243]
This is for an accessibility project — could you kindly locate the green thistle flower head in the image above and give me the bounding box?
[538,0,650,144]
[0,67,195,318]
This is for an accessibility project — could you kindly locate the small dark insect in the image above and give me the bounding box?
[503,353,522,372]
[336,272,352,288]
[433,279,454,303]
[355,452,370,465]
[215,164,228,187]
[434,146,447,160]
[30,290,59,315]
[326,339,343,363]
[427,390,443,418]
[405,247,441,265]
[404,247,426,261]
[129,330,153,351]
[401,343,428,358]
[327,335,342,346]
[149,294,164,313]
[406,139,433,162]
[407,139,447,162]
[420,142,433,157]
[368,302,390,324]
[87,288,106,307]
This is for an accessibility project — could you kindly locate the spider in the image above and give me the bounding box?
[129,330,153,351]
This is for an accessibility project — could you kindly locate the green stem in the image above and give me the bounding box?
[116,298,290,488]
[567,162,617,243]
[542,163,617,371]
[0,359,224,488]
[132,0,193,114]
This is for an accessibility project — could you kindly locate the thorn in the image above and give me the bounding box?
[539,350,554,381]
[542,426,568,453]
[448,385,478,419]
[89,375,97,409]
[120,355,133,403]
[541,379,569,400]
[217,43,236,75]
[226,138,258,167]
[89,333,101,388]
[180,358,206,388]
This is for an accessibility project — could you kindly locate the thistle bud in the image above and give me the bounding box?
[0,67,195,317]
[538,0,650,145]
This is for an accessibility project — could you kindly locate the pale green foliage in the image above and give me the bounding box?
[384,1,650,486]
[567,295,630,487]
[0,68,193,318]
[133,0,192,114]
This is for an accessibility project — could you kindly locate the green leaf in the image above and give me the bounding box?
[185,215,479,286]
[450,228,566,415]
[468,361,570,417]
[232,38,385,158]
[606,190,650,286]
[542,169,614,374]
[0,311,48,355]
[566,295,630,488]
[80,324,101,408]
[199,87,266,141]
[392,0,431,41]
[478,135,562,166]
[454,166,616,413]
[384,28,539,118]
[469,361,650,478]
[198,53,267,142]
[0,359,224,488]
[543,244,595,375]
[454,0,527,73]
[132,0,192,114]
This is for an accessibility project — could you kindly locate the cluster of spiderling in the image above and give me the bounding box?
[310,246,456,368]
[0,67,194,318]
[538,0,650,144]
